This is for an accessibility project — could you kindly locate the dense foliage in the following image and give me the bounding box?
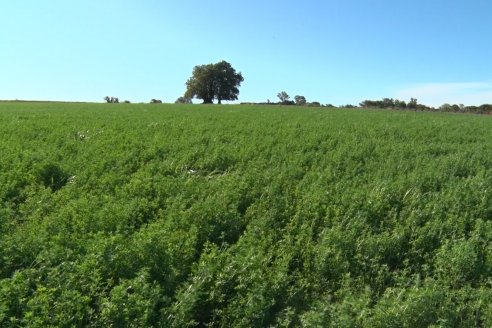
[1,102,492,327]
[359,97,492,114]
[184,61,244,104]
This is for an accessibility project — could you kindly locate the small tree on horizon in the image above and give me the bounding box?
[175,96,193,104]
[277,91,290,103]
[408,98,418,109]
[104,96,119,103]
[294,95,307,106]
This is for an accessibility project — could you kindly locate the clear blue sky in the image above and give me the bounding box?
[1,0,491,106]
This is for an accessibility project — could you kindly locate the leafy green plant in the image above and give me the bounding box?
[0,102,491,326]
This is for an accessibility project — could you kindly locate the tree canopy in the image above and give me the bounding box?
[175,96,192,104]
[184,61,244,104]
[277,91,290,103]
[104,96,119,103]
[294,95,307,106]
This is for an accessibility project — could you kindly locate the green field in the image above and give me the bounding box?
[1,102,492,327]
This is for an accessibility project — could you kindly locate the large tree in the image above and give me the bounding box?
[184,61,244,104]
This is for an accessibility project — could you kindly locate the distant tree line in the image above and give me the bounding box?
[239,96,492,115]
[359,98,427,110]
[103,92,492,115]
[438,103,492,114]
[359,98,492,114]
[103,97,165,104]
[249,91,328,107]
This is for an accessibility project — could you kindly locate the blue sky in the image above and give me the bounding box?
[1,0,491,106]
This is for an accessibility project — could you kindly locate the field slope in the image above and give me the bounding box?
[1,102,492,327]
